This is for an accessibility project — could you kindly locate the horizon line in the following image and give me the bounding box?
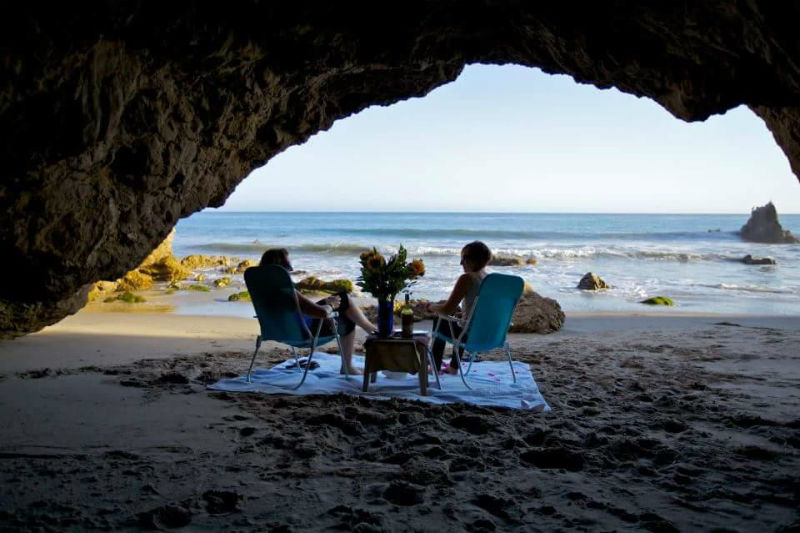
[199,209,800,216]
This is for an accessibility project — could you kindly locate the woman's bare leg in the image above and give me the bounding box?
[345,304,377,333]
[339,330,363,375]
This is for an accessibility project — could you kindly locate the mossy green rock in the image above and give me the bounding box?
[296,276,353,294]
[187,284,211,292]
[213,277,232,288]
[105,291,146,303]
[640,296,674,306]
[228,291,251,302]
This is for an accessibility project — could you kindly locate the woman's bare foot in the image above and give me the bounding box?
[446,365,459,375]
[340,366,364,375]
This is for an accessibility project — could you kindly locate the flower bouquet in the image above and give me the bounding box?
[357,245,425,336]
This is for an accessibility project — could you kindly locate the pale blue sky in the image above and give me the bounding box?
[220,64,800,213]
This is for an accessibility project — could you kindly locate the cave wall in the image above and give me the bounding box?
[2,2,800,338]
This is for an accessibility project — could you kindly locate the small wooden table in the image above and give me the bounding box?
[363,332,435,395]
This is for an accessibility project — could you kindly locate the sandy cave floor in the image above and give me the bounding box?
[0,315,798,532]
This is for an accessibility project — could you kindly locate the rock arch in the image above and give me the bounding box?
[2,2,800,337]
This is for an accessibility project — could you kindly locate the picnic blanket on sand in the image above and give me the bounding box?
[209,353,550,411]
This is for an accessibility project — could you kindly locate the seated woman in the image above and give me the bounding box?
[259,248,377,375]
[427,241,491,374]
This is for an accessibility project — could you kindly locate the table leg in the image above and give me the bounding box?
[418,346,428,396]
[362,360,370,392]
[371,372,377,383]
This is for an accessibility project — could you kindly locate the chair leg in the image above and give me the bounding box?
[292,337,318,390]
[426,346,441,390]
[463,350,475,376]
[452,340,472,390]
[505,341,516,384]
[246,335,262,383]
[335,331,348,378]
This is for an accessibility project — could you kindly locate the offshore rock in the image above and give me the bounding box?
[489,255,525,267]
[740,202,799,244]
[742,254,777,265]
[578,273,610,290]
[4,3,800,337]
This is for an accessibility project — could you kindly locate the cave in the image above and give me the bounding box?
[3,2,800,338]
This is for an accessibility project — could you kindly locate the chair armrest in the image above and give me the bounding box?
[433,313,466,327]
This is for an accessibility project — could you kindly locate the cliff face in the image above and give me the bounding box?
[2,2,800,338]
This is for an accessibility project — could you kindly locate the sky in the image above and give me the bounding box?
[219,64,800,214]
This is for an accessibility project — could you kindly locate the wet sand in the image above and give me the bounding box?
[1,311,798,532]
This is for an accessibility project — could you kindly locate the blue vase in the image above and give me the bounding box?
[377,298,394,337]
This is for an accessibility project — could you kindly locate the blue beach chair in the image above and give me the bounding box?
[244,265,344,389]
[431,273,524,390]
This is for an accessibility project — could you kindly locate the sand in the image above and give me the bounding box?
[1,310,799,532]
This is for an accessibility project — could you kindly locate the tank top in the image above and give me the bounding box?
[462,271,485,317]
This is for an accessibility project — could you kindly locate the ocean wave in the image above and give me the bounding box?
[187,242,372,255]
[319,227,739,241]
[186,241,750,263]
[699,283,797,295]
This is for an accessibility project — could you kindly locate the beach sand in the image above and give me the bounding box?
[1,310,798,532]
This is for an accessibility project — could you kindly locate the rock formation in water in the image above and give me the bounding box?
[3,3,800,337]
[578,273,610,290]
[740,202,800,244]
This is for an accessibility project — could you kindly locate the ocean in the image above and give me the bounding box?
[172,211,800,316]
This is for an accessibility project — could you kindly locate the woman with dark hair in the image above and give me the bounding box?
[259,248,377,375]
[427,241,492,374]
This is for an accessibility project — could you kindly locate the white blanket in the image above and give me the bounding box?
[209,353,550,411]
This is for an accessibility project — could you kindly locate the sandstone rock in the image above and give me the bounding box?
[740,202,799,244]
[213,277,232,288]
[578,273,610,290]
[5,4,800,337]
[236,260,257,273]
[140,256,191,283]
[743,254,777,265]
[180,255,234,270]
[640,296,675,306]
[509,292,565,334]
[116,270,154,292]
[525,258,538,265]
[489,255,524,266]
[88,281,119,302]
[194,273,205,281]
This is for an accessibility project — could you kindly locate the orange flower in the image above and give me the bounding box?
[360,249,375,262]
[408,259,425,277]
[367,254,385,271]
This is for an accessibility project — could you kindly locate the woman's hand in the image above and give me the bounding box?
[325,295,341,309]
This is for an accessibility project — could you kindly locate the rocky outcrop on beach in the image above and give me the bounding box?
[740,202,799,244]
[181,255,235,270]
[578,273,610,290]
[5,4,800,337]
[87,230,189,303]
[743,254,777,265]
[509,291,565,333]
[489,256,524,267]
[296,277,355,295]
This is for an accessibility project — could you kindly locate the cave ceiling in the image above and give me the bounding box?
[2,2,800,338]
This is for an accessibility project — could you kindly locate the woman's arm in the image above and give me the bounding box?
[429,274,471,316]
[296,290,332,318]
